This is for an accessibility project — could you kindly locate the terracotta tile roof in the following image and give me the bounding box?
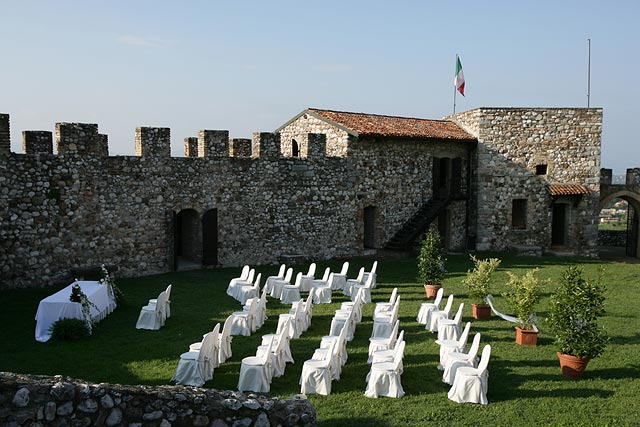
[548,184,590,196]
[307,108,475,141]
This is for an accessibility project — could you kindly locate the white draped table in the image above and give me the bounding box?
[35,281,117,342]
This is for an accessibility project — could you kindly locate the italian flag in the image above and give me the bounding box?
[454,56,465,96]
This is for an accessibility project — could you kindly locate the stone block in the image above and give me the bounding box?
[135,127,170,157]
[22,131,53,155]
[198,130,229,157]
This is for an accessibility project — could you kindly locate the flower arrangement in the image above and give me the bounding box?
[100,264,124,304]
[69,280,98,328]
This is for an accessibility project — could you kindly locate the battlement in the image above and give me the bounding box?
[252,132,281,158]
[0,113,10,154]
[230,138,252,157]
[198,130,229,158]
[55,122,105,156]
[184,137,198,157]
[135,127,171,157]
[22,131,53,155]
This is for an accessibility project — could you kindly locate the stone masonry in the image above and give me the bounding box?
[448,107,603,256]
[0,372,316,427]
[0,107,606,289]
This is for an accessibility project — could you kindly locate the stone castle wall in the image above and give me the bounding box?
[0,372,315,427]
[448,108,603,256]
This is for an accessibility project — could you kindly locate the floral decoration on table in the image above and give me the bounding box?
[69,280,98,328]
[100,264,124,304]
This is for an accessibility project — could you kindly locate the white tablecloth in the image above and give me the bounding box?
[35,281,117,342]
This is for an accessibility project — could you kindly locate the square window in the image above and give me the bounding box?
[535,164,548,175]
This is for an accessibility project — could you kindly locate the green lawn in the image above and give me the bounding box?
[2,253,640,426]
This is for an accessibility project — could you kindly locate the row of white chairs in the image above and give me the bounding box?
[299,287,369,395]
[238,289,318,392]
[135,284,172,330]
[171,315,234,387]
[418,290,493,404]
[365,288,405,398]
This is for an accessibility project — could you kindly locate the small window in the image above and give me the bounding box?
[292,139,299,157]
[512,199,527,229]
[535,164,547,175]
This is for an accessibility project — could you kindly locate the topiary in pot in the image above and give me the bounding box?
[503,269,542,346]
[546,266,608,378]
[462,255,501,319]
[417,230,446,298]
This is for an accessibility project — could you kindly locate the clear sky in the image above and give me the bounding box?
[1,0,638,174]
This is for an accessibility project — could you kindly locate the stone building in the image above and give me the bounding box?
[0,107,605,289]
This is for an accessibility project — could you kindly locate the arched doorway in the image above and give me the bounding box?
[202,209,218,266]
[363,206,377,249]
[174,209,202,270]
[598,195,639,258]
[292,139,300,157]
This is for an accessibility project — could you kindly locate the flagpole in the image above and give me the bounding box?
[587,38,591,108]
[453,54,458,114]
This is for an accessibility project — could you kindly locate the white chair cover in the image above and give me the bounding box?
[135,291,166,330]
[313,272,333,304]
[236,273,261,305]
[228,268,254,300]
[218,315,234,364]
[374,287,398,316]
[436,322,472,370]
[277,300,304,339]
[171,331,217,386]
[230,298,258,336]
[370,330,405,371]
[270,268,293,299]
[227,265,250,296]
[331,261,349,290]
[189,323,220,375]
[486,294,539,332]
[264,264,286,294]
[362,260,378,289]
[256,321,290,378]
[318,317,350,373]
[148,284,172,320]
[429,294,454,332]
[344,267,365,296]
[238,338,274,393]
[443,333,481,385]
[371,296,400,338]
[300,340,336,395]
[437,303,465,341]
[364,340,405,398]
[329,307,356,342]
[299,263,317,292]
[280,272,303,304]
[368,320,400,362]
[350,272,374,304]
[416,287,444,325]
[448,345,491,404]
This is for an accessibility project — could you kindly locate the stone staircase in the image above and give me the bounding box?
[384,198,452,251]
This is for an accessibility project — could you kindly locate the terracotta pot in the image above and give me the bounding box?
[472,303,491,320]
[515,326,538,346]
[557,352,591,379]
[424,284,441,298]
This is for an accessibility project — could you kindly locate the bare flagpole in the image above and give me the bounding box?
[453,54,458,114]
[587,39,591,108]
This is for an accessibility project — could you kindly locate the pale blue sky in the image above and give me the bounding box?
[1,0,638,174]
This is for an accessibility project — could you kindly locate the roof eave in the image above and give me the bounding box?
[274,108,359,137]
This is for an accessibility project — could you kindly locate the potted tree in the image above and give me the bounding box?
[547,266,608,379]
[417,230,446,298]
[462,255,501,319]
[503,269,542,346]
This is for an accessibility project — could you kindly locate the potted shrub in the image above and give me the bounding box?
[547,266,608,379]
[417,230,446,298]
[462,255,501,319]
[503,269,542,346]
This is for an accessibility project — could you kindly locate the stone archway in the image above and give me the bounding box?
[599,192,640,258]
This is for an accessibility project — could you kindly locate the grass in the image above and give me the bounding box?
[1,253,640,426]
